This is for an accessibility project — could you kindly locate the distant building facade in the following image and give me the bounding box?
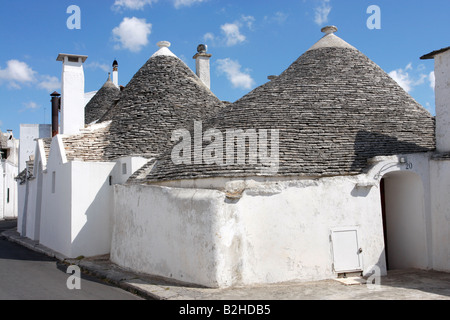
[0,130,19,220]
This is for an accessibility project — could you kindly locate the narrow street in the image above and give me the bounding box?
[0,220,142,300]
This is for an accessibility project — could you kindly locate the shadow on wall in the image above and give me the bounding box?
[350,186,371,198]
[69,173,114,259]
[351,130,434,173]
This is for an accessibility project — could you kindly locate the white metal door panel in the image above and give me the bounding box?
[331,227,363,273]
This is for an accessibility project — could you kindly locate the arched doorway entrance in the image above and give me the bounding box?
[380,171,428,270]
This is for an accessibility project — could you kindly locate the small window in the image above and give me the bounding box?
[122,163,127,175]
[68,56,79,63]
[7,188,10,203]
[52,171,56,194]
[109,176,112,186]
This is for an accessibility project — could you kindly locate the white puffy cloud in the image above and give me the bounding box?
[389,69,413,93]
[113,17,152,52]
[388,63,432,93]
[429,71,435,90]
[203,32,215,42]
[0,60,60,92]
[113,0,157,10]
[216,58,255,90]
[38,75,61,92]
[0,60,36,88]
[204,16,255,47]
[221,23,246,46]
[314,0,332,26]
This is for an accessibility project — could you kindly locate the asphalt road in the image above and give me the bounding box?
[0,220,142,300]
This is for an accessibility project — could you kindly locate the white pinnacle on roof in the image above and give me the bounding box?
[151,41,178,58]
[307,26,357,52]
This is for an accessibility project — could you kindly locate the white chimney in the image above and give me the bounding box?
[421,47,450,153]
[56,53,88,135]
[112,59,119,88]
[193,44,212,89]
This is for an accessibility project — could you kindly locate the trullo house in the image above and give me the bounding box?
[17,27,450,289]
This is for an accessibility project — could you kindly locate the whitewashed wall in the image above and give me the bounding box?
[38,136,72,255]
[434,50,450,153]
[38,135,116,258]
[111,153,434,288]
[18,124,51,172]
[230,177,386,285]
[18,139,47,238]
[68,161,116,257]
[112,177,386,287]
[36,135,148,258]
[430,159,450,272]
[111,184,227,287]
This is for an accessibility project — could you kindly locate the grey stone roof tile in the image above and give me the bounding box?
[84,77,121,124]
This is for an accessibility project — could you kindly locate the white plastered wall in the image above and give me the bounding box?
[111,184,227,287]
[38,135,117,258]
[18,124,51,172]
[18,139,47,238]
[430,159,450,272]
[34,134,149,258]
[435,50,450,153]
[111,153,433,288]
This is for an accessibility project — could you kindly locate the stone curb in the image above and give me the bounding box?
[1,228,175,300]
[3,227,450,300]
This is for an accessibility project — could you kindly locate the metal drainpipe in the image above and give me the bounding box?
[50,92,61,137]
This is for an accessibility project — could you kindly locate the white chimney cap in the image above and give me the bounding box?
[157,41,171,48]
[56,53,88,63]
[321,26,338,35]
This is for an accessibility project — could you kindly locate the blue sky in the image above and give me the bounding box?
[0,0,448,137]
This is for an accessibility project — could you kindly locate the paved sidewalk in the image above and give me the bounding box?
[2,225,450,300]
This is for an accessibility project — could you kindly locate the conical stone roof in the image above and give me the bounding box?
[102,41,225,160]
[134,27,435,183]
[84,75,120,124]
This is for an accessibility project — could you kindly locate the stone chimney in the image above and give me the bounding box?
[56,53,88,135]
[112,59,119,88]
[421,47,450,153]
[193,44,212,89]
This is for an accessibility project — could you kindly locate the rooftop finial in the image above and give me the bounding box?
[157,41,171,48]
[321,26,338,35]
[197,44,207,54]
